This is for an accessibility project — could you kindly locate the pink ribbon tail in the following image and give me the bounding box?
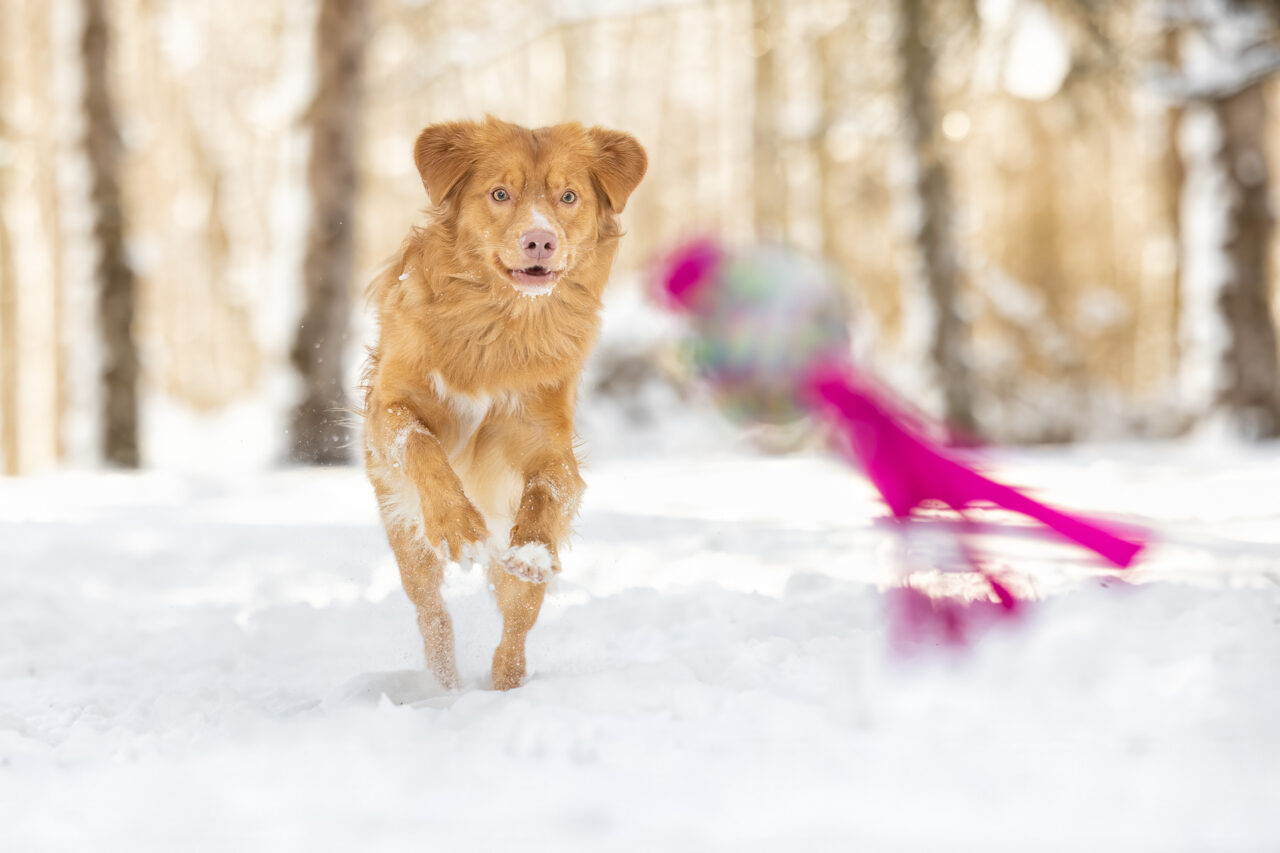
[805,366,1147,569]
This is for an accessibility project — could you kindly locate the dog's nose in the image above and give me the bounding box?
[520,229,557,262]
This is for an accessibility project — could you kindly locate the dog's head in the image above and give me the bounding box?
[413,117,647,298]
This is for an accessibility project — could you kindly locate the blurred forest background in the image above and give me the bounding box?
[2,0,1280,474]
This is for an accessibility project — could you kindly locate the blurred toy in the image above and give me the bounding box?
[664,241,851,425]
[657,238,1147,647]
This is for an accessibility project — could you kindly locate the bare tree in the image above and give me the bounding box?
[289,0,367,465]
[894,0,976,435]
[82,0,139,467]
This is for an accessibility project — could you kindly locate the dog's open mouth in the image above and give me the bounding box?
[507,265,561,293]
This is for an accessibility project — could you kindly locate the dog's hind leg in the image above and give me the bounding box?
[488,563,547,690]
[385,523,460,690]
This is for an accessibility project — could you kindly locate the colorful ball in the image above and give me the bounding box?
[659,240,853,425]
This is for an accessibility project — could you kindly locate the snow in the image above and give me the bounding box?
[529,206,553,231]
[143,392,293,474]
[502,542,556,583]
[2,440,1279,850]
[517,281,558,298]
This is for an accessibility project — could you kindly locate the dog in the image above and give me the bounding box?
[361,117,647,690]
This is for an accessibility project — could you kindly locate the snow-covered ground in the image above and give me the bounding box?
[1,441,1278,851]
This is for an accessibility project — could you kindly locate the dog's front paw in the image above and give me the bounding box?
[425,497,489,563]
[500,543,555,584]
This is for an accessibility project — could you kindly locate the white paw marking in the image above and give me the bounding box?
[500,543,554,584]
[439,538,492,569]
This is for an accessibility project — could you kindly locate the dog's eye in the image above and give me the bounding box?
[491,188,510,202]
[560,190,577,205]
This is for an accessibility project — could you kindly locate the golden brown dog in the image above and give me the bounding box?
[362,117,646,690]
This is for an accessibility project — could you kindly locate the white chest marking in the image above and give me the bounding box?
[428,373,523,456]
[431,373,491,456]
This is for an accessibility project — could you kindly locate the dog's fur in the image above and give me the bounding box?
[361,117,646,690]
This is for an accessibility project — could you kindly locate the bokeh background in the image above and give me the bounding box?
[3,0,1280,473]
[4,5,1280,847]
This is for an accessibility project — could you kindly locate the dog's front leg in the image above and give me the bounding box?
[489,451,585,690]
[503,453,585,581]
[374,404,489,561]
[369,403,488,688]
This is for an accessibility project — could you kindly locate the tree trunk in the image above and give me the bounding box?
[1172,0,1280,438]
[1215,83,1280,434]
[1,0,13,473]
[1179,80,1280,437]
[894,0,975,435]
[289,0,366,465]
[815,21,839,263]
[751,0,786,240]
[0,142,16,475]
[33,1,67,463]
[82,0,139,467]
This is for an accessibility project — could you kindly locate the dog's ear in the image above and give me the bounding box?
[414,121,479,205]
[588,128,647,214]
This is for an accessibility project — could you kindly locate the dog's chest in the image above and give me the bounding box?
[428,372,525,539]
[429,373,519,454]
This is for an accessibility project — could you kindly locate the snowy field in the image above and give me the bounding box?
[1,441,1278,851]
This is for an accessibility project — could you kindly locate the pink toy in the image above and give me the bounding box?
[656,238,1147,648]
